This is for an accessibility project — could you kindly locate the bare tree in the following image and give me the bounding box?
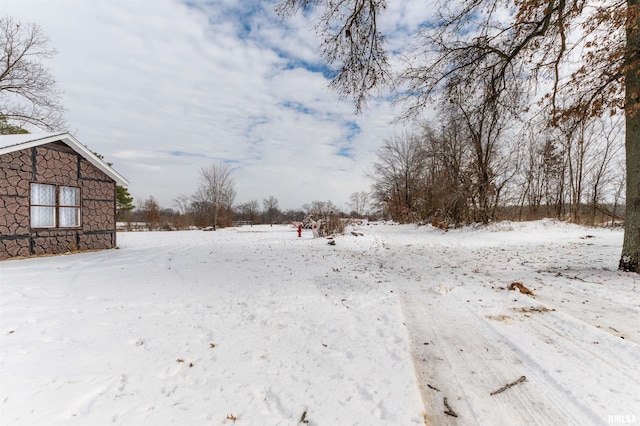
[262,195,280,226]
[139,196,160,231]
[0,16,66,131]
[557,119,590,223]
[443,74,521,223]
[173,194,191,216]
[348,191,369,217]
[517,135,566,220]
[368,132,427,222]
[303,200,340,218]
[585,116,625,225]
[611,165,626,227]
[173,194,194,229]
[516,135,543,220]
[420,120,471,224]
[541,138,567,219]
[239,200,260,226]
[196,163,236,230]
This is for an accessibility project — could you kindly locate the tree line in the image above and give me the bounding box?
[119,163,370,231]
[369,113,624,227]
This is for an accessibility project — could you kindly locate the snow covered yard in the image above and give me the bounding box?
[0,221,638,425]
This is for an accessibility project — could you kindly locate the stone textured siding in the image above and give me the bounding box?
[0,141,117,260]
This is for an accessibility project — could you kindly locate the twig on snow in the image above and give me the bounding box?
[299,410,309,424]
[443,397,458,417]
[490,375,527,396]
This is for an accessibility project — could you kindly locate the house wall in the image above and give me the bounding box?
[0,141,117,260]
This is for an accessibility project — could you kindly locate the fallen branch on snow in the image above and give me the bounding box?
[490,375,527,396]
[443,397,458,417]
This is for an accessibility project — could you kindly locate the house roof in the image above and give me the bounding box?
[0,132,129,186]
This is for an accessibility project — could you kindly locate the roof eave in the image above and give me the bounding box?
[0,132,130,187]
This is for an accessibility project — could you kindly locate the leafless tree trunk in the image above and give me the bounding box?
[516,135,540,221]
[611,168,626,227]
[620,0,640,271]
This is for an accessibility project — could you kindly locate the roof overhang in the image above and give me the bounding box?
[0,132,129,186]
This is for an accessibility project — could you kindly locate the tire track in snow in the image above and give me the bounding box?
[360,224,635,425]
[401,296,606,425]
[496,308,640,417]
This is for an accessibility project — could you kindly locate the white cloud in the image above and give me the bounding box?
[2,0,414,211]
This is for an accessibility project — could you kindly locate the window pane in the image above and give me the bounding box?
[59,207,80,227]
[31,183,55,206]
[31,206,55,227]
[60,186,80,207]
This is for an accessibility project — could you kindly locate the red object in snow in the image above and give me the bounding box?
[297,224,302,237]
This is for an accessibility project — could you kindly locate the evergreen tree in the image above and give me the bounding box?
[116,186,135,221]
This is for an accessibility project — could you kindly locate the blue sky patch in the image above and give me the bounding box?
[283,57,335,80]
[168,150,207,158]
[336,146,354,159]
[280,100,316,115]
[345,121,361,141]
[244,115,269,138]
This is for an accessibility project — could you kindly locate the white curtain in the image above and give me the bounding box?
[59,187,80,227]
[30,184,56,227]
[30,185,81,228]
[59,186,79,207]
[59,207,80,227]
[31,206,55,227]
[31,183,55,205]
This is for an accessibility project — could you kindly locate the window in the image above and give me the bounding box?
[30,184,81,228]
[30,183,56,227]
[59,186,80,227]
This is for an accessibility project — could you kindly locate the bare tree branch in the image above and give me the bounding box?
[0,16,66,132]
[277,0,390,112]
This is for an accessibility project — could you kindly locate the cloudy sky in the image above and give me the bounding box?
[2,0,433,211]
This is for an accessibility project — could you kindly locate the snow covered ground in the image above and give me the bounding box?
[1,220,638,425]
